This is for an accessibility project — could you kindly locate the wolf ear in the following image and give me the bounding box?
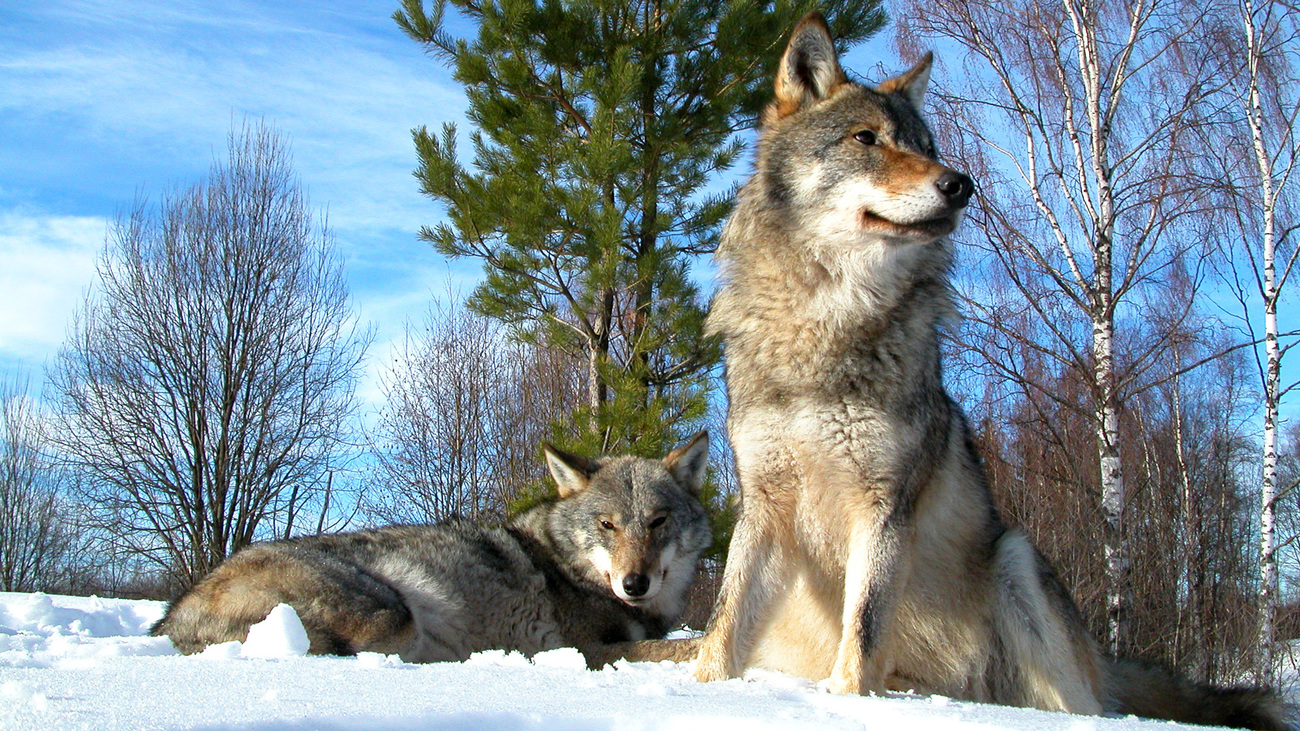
[543,444,598,498]
[663,431,709,495]
[877,52,933,113]
[771,12,847,121]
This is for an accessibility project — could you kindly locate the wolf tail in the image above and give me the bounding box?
[1105,659,1293,731]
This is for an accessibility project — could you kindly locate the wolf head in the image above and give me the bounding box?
[712,14,973,324]
[763,13,972,245]
[541,432,712,616]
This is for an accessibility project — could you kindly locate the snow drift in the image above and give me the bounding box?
[0,591,1288,730]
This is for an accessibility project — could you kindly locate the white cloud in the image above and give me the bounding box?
[0,0,478,385]
[0,0,467,255]
[0,211,105,363]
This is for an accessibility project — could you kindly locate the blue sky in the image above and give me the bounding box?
[0,0,484,406]
[1,0,1289,421]
[0,0,903,410]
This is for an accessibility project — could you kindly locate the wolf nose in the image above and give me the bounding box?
[935,171,974,207]
[622,573,651,598]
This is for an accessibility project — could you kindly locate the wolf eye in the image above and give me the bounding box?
[649,516,667,529]
[854,130,878,146]
[599,520,616,531]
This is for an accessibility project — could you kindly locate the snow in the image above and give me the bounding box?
[239,604,311,659]
[0,591,1275,730]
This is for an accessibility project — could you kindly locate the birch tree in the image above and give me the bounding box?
[900,0,1216,653]
[1204,0,1300,679]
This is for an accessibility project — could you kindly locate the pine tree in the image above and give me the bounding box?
[396,0,884,458]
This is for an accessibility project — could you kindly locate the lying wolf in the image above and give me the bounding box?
[153,433,712,665]
[685,12,1289,730]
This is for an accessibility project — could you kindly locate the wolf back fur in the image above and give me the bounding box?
[689,13,1290,730]
[152,433,712,665]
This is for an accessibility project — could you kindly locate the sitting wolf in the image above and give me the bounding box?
[152,432,712,665]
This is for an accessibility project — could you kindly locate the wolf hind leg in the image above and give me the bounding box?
[991,530,1103,714]
[152,544,412,656]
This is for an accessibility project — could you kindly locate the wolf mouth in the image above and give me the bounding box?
[618,592,658,607]
[859,209,958,239]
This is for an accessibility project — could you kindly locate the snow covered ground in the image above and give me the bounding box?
[0,591,1283,730]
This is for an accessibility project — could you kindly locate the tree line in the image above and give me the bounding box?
[2,0,1297,685]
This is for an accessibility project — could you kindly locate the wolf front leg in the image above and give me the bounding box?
[693,509,790,682]
[826,516,906,696]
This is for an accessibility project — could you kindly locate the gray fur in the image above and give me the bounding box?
[690,12,1290,731]
[152,434,712,667]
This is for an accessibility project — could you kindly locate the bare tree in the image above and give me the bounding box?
[1125,303,1258,682]
[49,122,372,587]
[0,374,81,592]
[902,0,1218,654]
[1199,0,1300,679]
[367,297,584,523]
[965,311,1259,682]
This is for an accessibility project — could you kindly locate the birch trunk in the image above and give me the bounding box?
[1242,0,1281,681]
[1259,293,1278,679]
[1094,314,1127,654]
[1171,365,1202,674]
[1072,0,1127,653]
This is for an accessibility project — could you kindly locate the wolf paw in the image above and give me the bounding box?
[692,648,731,683]
[823,675,861,695]
[692,661,729,683]
[823,671,888,696]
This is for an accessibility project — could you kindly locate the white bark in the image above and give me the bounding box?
[1071,0,1128,653]
[1243,0,1281,679]
[1094,316,1127,653]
